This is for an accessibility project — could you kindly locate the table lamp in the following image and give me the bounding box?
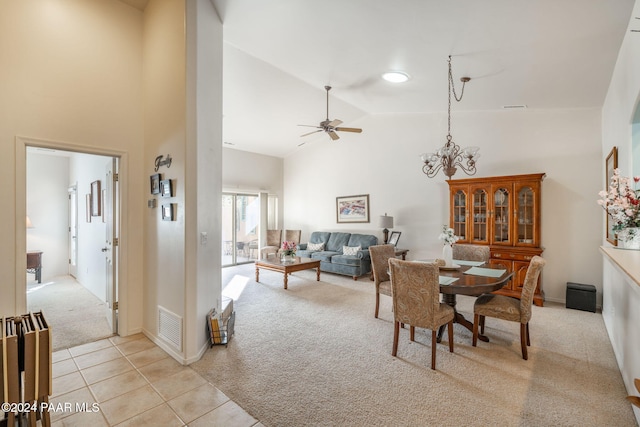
[378,214,394,244]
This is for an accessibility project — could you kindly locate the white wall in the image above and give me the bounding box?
[26,152,69,279]
[2,0,145,339]
[601,0,640,422]
[284,108,603,305]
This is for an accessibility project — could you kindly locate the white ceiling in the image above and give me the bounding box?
[214,0,635,157]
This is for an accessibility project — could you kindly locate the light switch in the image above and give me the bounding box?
[200,231,208,245]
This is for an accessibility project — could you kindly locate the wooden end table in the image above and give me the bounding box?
[255,257,321,289]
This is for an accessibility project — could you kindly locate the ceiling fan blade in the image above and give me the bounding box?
[328,119,343,127]
[328,131,340,141]
[300,129,323,137]
[298,124,321,128]
[335,127,362,133]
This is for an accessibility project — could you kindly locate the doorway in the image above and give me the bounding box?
[25,146,120,351]
[222,193,260,266]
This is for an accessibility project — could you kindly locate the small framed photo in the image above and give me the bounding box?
[150,173,161,195]
[86,194,92,223]
[162,203,174,221]
[160,179,172,197]
[90,180,101,217]
[388,231,401,247]
[336,194,370,223]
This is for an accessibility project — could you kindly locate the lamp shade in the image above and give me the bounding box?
[378,214,394,229]
[26,216,34,228]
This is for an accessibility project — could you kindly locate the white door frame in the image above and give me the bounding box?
[15,136,128,333]
[68,184,78,278]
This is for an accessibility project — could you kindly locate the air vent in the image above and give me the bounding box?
[158,306,182,351]
[502,105,528,109]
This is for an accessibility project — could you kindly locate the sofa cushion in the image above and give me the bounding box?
[310,231,331,245]
[311,251,340,262]
[327,232,351,252]
[307,242,325,251]
[347,233,378,249]
[331,254,363,267]
[343,245,361,256]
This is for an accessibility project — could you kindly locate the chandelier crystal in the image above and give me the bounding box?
[421,56,479,180]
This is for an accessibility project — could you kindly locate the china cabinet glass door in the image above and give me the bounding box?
[493,187,511,245]
[452,189,467,240]
[472,188,488,243]
[516,186,535,245]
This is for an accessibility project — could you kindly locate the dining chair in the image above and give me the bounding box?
[284,229,302,244]
[369,244,395,318]
[389,258,455,370]
[260,229,282,259]
[472,255,546,360]
[452,244,490,263]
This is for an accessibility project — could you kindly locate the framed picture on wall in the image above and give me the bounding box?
[605,146,618,245]
[336,194,370,223]
[162,203,174,221]
[160,179,172,197]
[90,180,101,217]
[150,173,161,195]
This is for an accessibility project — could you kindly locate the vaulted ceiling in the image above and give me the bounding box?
[122,0,634,158]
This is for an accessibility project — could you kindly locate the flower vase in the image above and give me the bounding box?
[281,253,296,263]
[442,244,453,267]
[618,228,640,250]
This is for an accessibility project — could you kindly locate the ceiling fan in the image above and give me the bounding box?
[298,85,363,142]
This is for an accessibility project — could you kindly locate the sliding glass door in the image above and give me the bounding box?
[222,193,260,266]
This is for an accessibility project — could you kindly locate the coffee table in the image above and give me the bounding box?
[255,257,321,289]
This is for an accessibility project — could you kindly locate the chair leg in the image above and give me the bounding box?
[447,320,454,353]
[526,322,531,346]
[392,321,400,356]
[480,315,485,335]
[520,323,528,360]
[431,329,437,370]
[410,325,415,341]
[472,314,479,347]
[375,293,380,318]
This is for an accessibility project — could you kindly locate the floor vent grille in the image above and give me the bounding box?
[158,306,182,351]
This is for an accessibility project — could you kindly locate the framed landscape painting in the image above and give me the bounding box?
[336,194,370,223]
[606,146,618,245]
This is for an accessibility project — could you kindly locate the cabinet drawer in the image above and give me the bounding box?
[491,251,536,262]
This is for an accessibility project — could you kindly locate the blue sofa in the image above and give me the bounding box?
[296,231,378,280]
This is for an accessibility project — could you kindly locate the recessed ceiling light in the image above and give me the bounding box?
[382,71,410,83]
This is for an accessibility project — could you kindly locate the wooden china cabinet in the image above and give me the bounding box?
[448,173,545,306]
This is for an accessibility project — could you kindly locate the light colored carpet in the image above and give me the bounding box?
[193,264,637,427]
[27,275,114,351]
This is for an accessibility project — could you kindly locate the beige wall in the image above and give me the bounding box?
[1,0,145,337]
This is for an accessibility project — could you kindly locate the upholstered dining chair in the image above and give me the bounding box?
[369,244,396,318]
[452,244,490,263]
[472,256,546,360]
[389,258,455,370]
[260,229,282,259]
[284,229,301,245]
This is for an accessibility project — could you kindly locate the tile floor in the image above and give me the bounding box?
[46,334,263,426]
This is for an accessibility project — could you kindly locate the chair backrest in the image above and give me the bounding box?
[284,229,301,244]
[519,256,546,322]
[369,244,396,284]
[452,244,490,263]
[266,229,282,247]
[388,258,441,329]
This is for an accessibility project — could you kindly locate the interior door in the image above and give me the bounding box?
[67,184,78,278]
[104,158,119,333]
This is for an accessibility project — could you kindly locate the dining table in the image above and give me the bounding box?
[435,261,514,343]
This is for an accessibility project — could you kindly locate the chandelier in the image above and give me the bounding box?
[421,56,479,180]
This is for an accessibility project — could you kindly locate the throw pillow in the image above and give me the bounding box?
[343,245,361,256]
[307,242,325,251]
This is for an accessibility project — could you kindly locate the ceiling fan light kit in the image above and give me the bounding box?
[298,86,363,142]
[421,56,479,180]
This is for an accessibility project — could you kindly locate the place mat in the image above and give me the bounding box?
[463,267,507,278]
[439,276,459,286]
[453,259,486,267]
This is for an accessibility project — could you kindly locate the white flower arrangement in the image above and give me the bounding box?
[597,169,640,232]
[438,225,459,246]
